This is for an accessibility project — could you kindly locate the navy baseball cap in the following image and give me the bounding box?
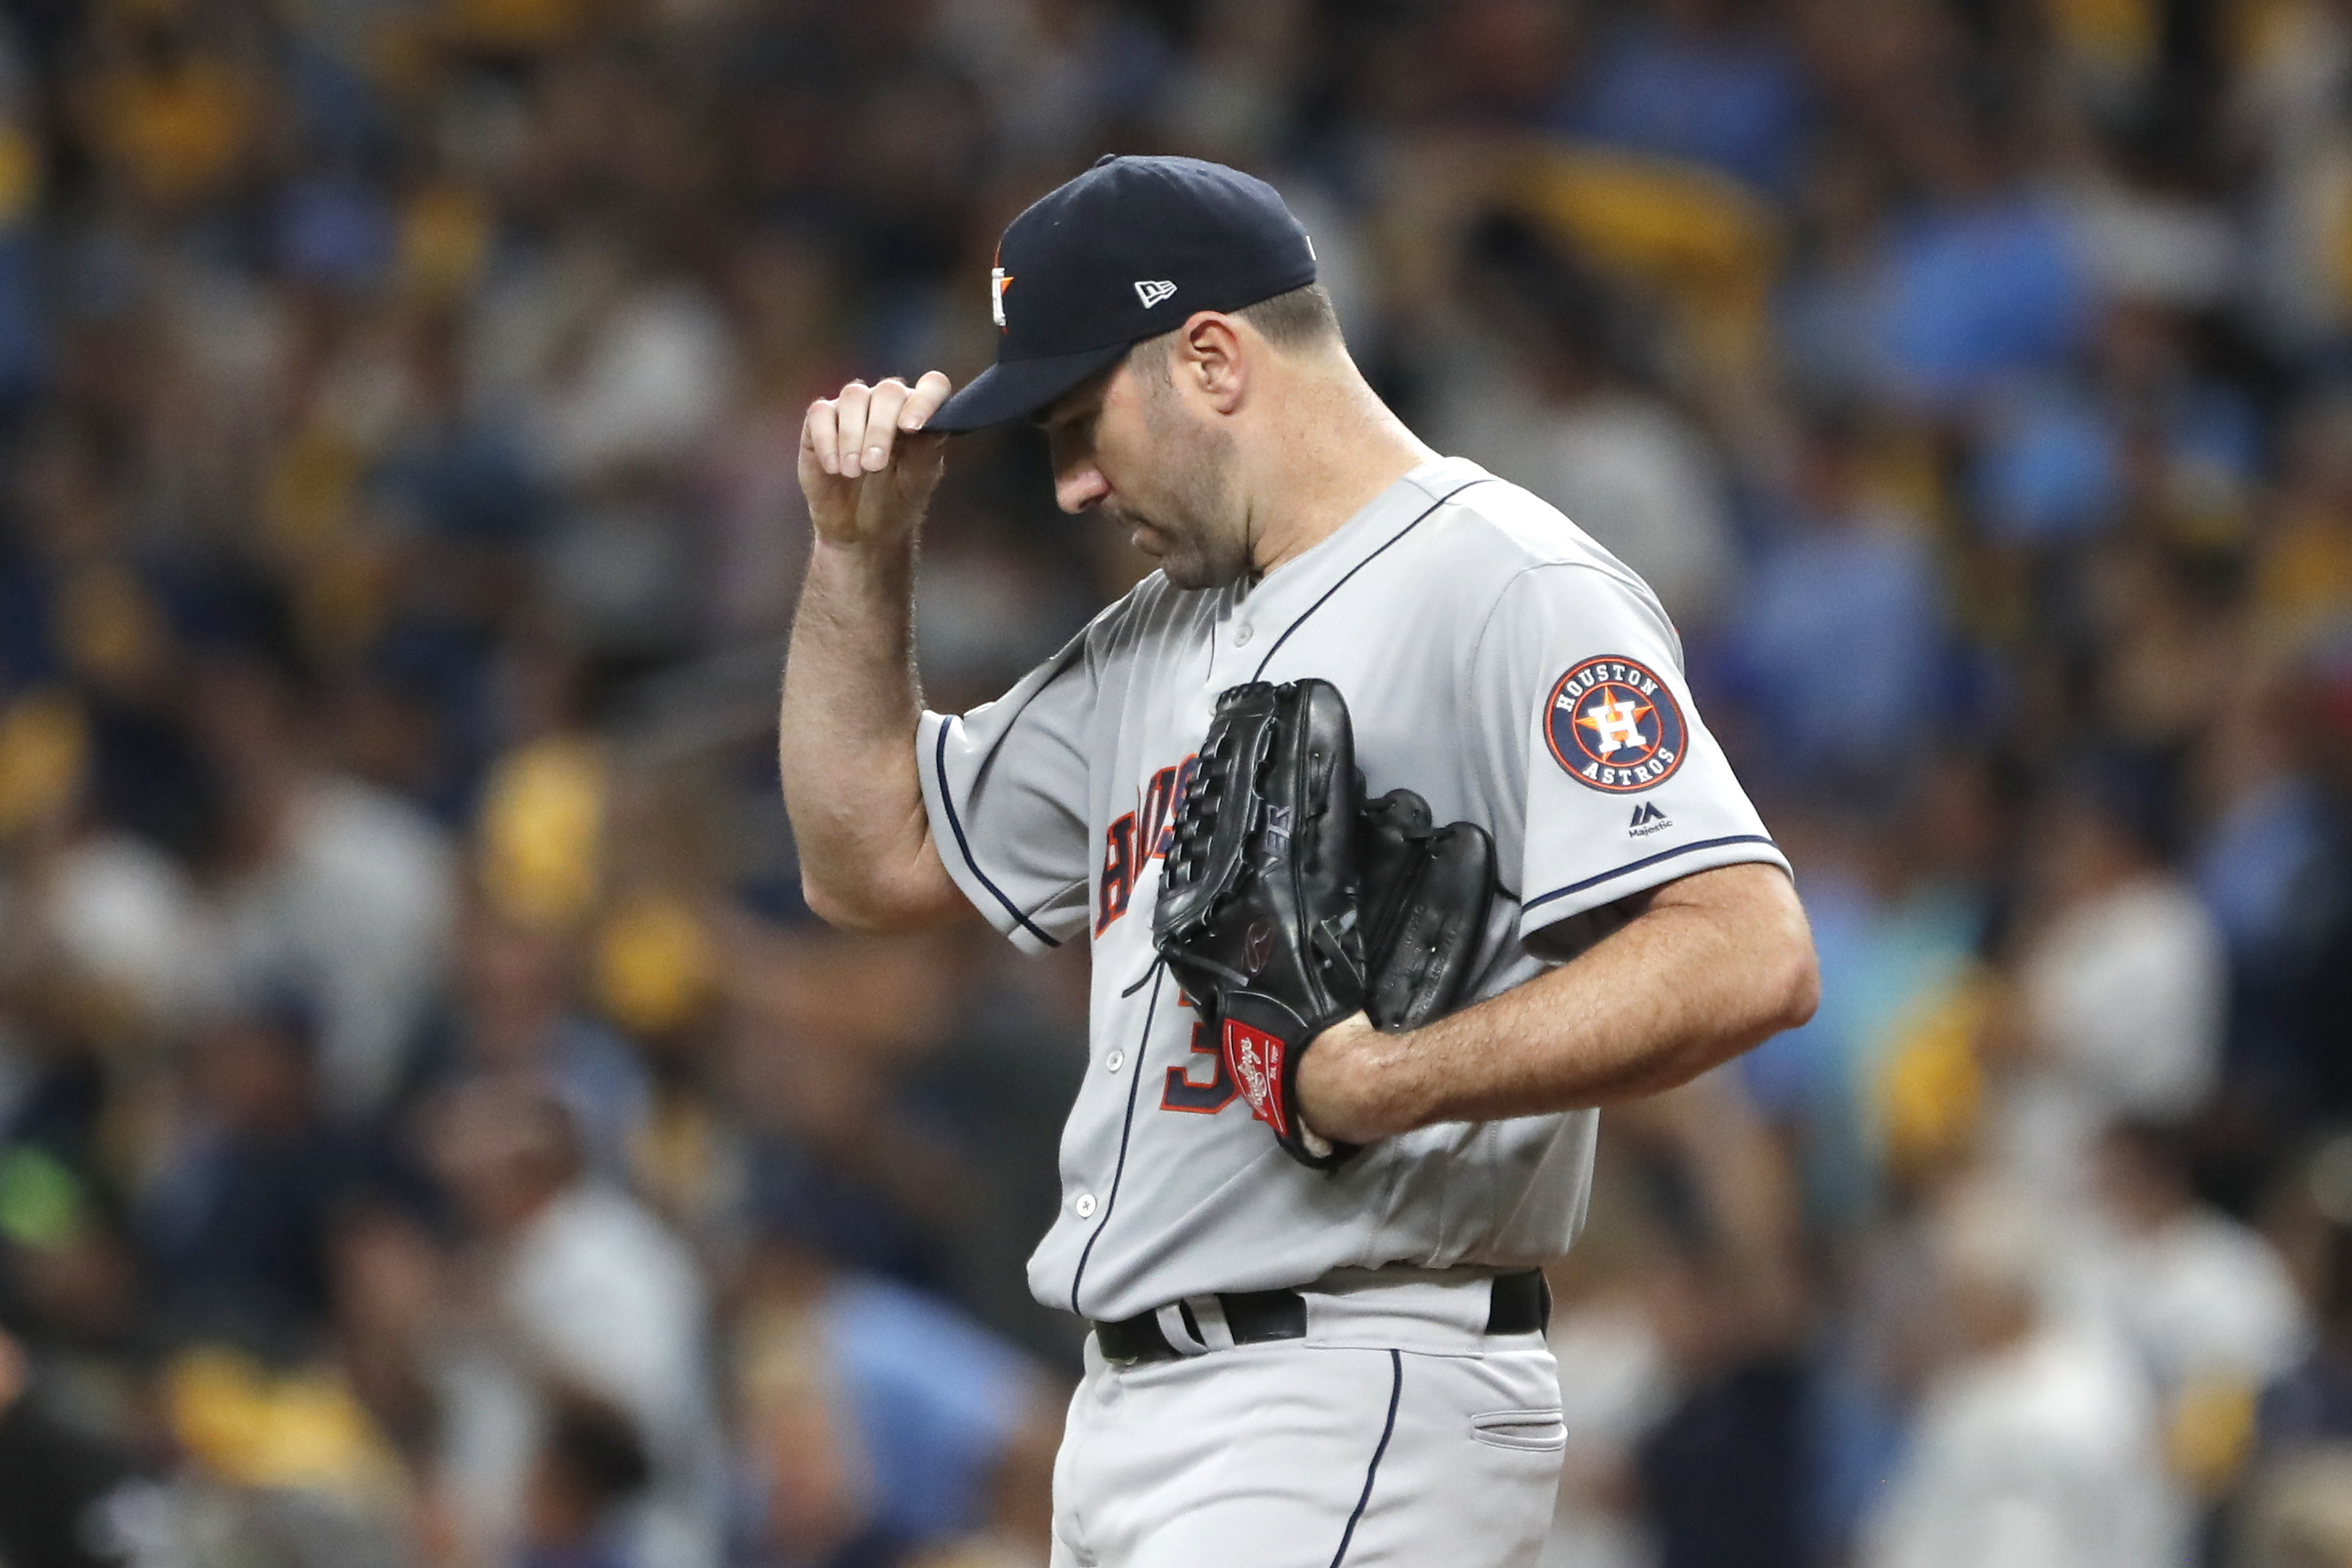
[927,155,1319,434]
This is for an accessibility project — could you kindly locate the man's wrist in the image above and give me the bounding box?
[810,530,918,572]
[1300,1014,1429,1145]
[806,532,920,611]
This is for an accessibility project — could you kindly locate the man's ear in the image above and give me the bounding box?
[1173,313,1249,415]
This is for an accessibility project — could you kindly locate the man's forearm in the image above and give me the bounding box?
[1301,863,1817,1142]
[778,536,946,928]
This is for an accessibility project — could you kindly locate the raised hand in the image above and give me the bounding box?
[798,371,956,549]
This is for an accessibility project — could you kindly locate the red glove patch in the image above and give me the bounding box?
[1222,1019,1290,1138]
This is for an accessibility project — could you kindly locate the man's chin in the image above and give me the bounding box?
[1117,517,1241,590]
[1127,525,1196,587]
[1158,556,1245,592]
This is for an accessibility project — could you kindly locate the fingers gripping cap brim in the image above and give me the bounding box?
[924,342,1133,434]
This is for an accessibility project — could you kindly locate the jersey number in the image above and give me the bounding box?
[1160,1016,1238,1114]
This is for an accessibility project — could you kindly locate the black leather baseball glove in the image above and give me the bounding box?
[1358,787,1496,1033]
[1154,681,1495,1170]
[1156,679,1367,1169]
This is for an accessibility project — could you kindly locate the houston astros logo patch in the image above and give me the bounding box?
[1546,656,1687,793]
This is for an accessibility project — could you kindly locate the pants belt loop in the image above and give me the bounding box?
[1186,1294,1238,1351]
[1152,1301,1209,1356]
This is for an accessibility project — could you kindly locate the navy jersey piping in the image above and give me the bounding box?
[1251,477,1494,680]
[932,720,1064,948]
[1328,1350,1404,1567]
[1522,834,1781,913]
[1069,967,1162,1315]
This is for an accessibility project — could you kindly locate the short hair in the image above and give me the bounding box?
[1233,282,1344,350]
[1132,282,1344,382]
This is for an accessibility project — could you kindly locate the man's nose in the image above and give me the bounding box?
[1055,463,1109,514]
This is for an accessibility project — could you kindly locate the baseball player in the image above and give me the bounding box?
[778,156,1817,1567]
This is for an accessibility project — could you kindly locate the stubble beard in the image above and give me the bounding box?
[1130,386,1249,592]
[1137,507,1249,591]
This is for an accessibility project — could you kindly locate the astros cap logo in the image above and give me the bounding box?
[991,263,1013,330]
[1545,655,1687,793]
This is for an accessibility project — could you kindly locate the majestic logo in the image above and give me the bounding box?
[1222,1020,1288,1134]
[991,265,1013,329]
[1134,279,1178,308]
[1629,802,1671,835]
[1546,655,1689,794]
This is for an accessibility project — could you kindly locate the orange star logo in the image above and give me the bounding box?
[1577,687,1654,757]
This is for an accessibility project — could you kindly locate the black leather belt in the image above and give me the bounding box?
[1093,1269,1550,1366]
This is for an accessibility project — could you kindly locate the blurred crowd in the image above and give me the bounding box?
[1,0,2351,1565]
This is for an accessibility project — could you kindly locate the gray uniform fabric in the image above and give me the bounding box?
[915,455,1788,1324]
[1047,1278,1569,1568]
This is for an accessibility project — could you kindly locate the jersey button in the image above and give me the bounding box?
[1105,1049,1125,1073]
[1074,1193,1098,1218]
[1232,623,1254,647]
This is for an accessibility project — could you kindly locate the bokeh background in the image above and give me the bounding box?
[1,0,2351,1564]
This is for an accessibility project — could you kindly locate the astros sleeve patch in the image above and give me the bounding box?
[1544,656,1687,793]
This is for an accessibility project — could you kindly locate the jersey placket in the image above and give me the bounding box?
[1062,565,1334,1317]
[1064,620,1231,1315]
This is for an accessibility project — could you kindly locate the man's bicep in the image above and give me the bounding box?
[1638,860,1819,1031]
[1526,856,1802,961]
[1643,859,1802,918]
[1517,860,1780,957]
[1510,859,1818,1104]
[794,790,976,934]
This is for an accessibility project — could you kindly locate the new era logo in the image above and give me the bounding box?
[1134,279,1178,308]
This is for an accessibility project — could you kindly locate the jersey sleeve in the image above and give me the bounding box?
[916,630,1096,954]
[1473,561,1789,952]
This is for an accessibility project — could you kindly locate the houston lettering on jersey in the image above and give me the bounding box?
[1088,751,1262,1123]
[1094,754,1194,935]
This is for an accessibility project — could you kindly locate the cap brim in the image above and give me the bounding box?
[926,341,1131,434]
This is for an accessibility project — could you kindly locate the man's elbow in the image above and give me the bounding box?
[802,875,870,933]
[799,844,967,936]
[800,871,924,936]
[1770,934,1821,1034]
[1676,863,1821,1041]
[1691,932,1815,1081]
[1702,872,1819,1049]
[1745,891,1820,1040]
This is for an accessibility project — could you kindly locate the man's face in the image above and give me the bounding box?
[1037,345,1249,590]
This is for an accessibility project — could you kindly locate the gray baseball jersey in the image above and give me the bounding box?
[915,455,1788,1324]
